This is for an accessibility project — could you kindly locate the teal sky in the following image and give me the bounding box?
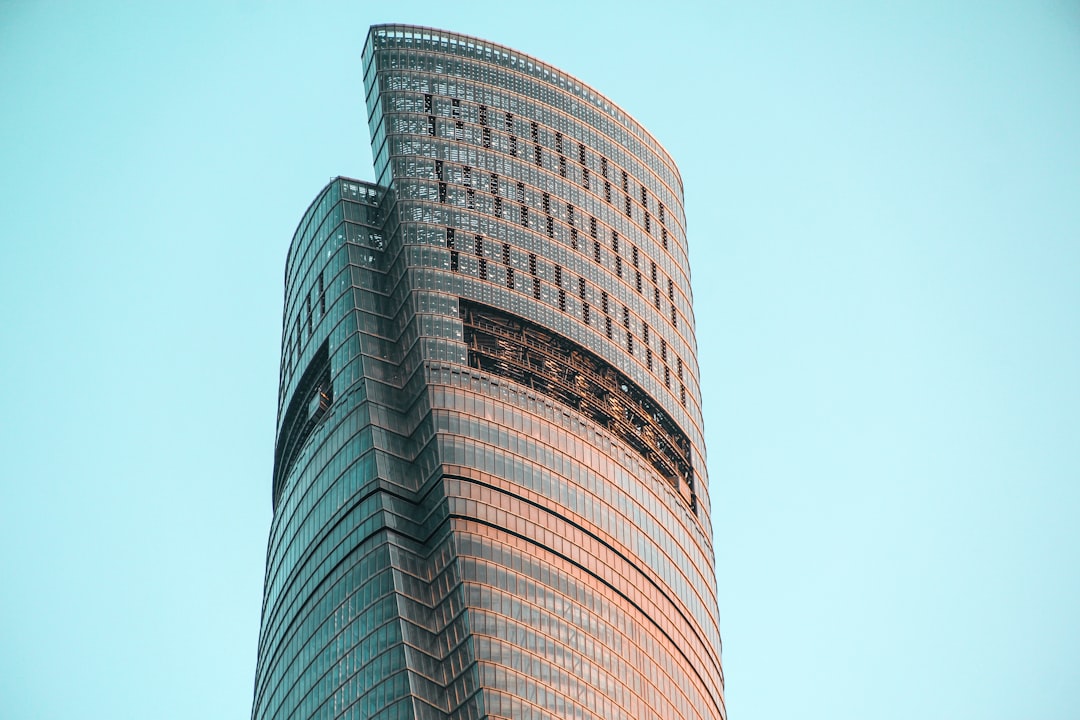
[2,2,1077,718]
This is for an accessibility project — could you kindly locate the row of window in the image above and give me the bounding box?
[446,227,687,406]
[418,102,673,254]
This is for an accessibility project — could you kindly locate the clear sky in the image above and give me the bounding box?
[1,1,1077,718]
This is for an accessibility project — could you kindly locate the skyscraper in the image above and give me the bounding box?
[251,24,724,720]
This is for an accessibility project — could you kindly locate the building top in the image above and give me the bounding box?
[364,23,685,195]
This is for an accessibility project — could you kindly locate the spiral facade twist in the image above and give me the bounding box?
[251,24,725,720]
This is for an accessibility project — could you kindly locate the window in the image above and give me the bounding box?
[451,98,460,119]
[593,240,601,263]
[504,112,513,132]
[424,93,432,113]
[478,104,487,125]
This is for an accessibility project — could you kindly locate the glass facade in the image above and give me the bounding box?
[251,24,724,720]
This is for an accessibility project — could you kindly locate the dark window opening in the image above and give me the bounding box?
[272,341,333,509]
[459,301,696,508]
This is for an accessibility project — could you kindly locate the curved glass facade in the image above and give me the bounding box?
[251,24,724,720]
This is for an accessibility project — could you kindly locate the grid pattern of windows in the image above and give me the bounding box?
[253,24,723,720]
